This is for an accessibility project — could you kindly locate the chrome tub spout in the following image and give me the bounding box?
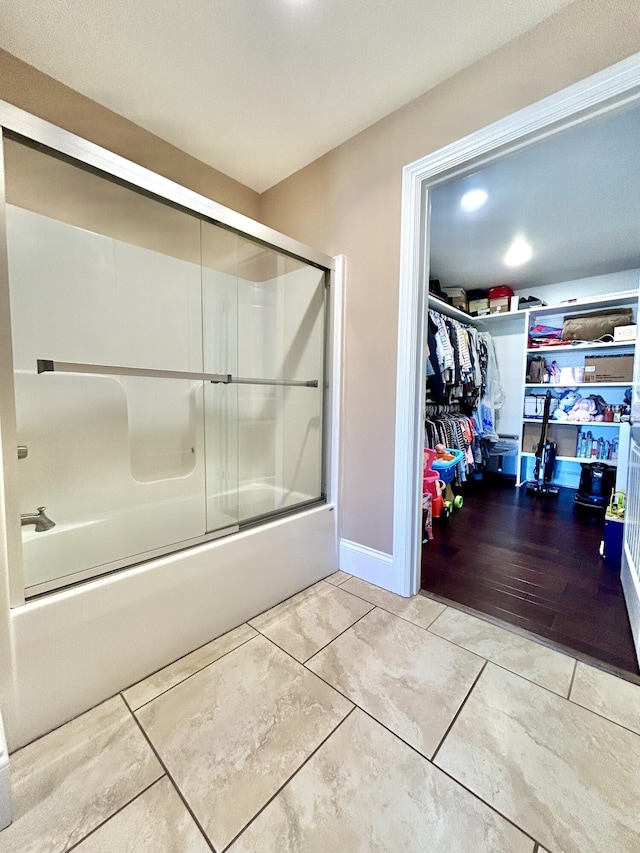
[21,507,55,532]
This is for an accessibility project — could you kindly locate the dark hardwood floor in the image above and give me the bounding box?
[421,476,640,675]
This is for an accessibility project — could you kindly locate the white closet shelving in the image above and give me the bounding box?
[517,291,637,488]
[427,289,638,489]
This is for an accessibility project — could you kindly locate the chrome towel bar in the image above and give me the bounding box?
[37,360,318,388]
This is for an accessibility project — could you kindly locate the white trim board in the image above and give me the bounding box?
[339,539,394,588]
[394,51,640,598]
[329,256,346,513]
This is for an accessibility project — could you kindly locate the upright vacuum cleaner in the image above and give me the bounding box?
[526,390,559,496]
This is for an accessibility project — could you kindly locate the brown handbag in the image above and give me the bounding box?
[561,308,633,342]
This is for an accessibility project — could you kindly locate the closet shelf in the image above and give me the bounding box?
[526,340,635,354]
[427,295,472,323]
[522,418,622,427]
[475,312,525,327]
[428,294,525,326]
[525,382,631,388]
[525,291,638,317]
[521,451,619,466]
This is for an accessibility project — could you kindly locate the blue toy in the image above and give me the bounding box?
[552,388,581,421]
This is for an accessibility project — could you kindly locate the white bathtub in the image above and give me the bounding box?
[22,485,316,593]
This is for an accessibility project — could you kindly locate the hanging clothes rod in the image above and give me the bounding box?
[36,360,318,388]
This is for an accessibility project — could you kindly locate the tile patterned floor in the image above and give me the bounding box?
[4,574,640,853]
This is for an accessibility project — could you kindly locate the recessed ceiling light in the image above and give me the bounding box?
[504,235,532,267]
[460,189,488,212]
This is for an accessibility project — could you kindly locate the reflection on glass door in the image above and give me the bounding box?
[3,133,327,598]
[202,225,325,523]
[201,224,239,533]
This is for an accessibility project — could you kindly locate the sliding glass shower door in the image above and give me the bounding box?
[3,134,327,597]
[202,224,325,526]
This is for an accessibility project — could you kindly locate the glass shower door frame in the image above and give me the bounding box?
[0,99,335,606]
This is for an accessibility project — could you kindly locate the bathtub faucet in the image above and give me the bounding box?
[21,507,56,532]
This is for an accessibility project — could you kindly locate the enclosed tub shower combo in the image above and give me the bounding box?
[0,103,339,749]
[4,136,329,597]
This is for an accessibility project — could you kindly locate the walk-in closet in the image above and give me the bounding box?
[420,101,640,675]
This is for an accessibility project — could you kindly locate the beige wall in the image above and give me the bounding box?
[0,49,260,220]
[259,0,640,554]
[1,0,640,559]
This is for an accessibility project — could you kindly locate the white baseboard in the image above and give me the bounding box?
[339,539,394,591]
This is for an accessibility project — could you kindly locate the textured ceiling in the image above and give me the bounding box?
[1,0,574,191]
[429,104,640,292]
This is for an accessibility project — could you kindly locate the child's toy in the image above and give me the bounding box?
[423,448,439,495]
[567,393,606,422]
[434,442,455,461]
[431,448,464,513]
[547,360,561,383]
[552,388,581,421]
[423,449,440,531]
[600,491,626,566]
[567,397,599,421]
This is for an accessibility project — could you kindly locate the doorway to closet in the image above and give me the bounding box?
[394,54,640,678]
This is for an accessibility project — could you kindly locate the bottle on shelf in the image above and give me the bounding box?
[575,430,617,461]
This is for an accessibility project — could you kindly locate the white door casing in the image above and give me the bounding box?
[394,52,640,598]
[622,285,640,665]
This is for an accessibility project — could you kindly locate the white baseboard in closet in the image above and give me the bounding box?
[339,539,394,591]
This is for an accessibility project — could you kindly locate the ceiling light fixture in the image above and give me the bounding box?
[460,189,488,212]
[504,235,533,267]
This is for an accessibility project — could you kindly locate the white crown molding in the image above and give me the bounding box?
[403,51,640,188]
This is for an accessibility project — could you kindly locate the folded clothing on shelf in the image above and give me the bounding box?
[528,324,563,347]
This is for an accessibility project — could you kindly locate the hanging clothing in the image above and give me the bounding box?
[475,331,504,440]
[427,314,446,402]
[424,407,479,485]
[424,310,503,478]
[426,309,485,407]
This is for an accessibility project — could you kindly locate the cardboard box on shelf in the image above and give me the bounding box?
[584,354,633,382]
[490,296,510,314]
[442,286,466,300]
[522,423,578,458]
[469,298,489,315]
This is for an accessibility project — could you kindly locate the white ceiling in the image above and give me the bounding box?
[1,0,574,192]
[429,104,640,292]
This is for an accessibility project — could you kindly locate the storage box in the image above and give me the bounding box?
[584,354,633,382]
[486,437,518,477]
[443,286,468,311]
[524,395,559,418]
[488,285,514,300]
[602,514,624,567]
[522,423,577,458]
[490,296,510,314]
[469,298,489,315]
[442,286,466,300]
